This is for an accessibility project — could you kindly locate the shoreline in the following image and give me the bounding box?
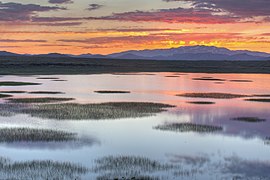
[1,56,270,75]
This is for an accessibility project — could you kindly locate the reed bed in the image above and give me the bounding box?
[0,128,77,142]
[0,81,41,86]
[28,91,65,94]
[94,90,130,94]
[21,102,175,120]
[177,92,248,99]
[0,157,88,180]
[231,117,266,123]
[7,97,74,103]
[245,98,270,103]
[154,123,223,133]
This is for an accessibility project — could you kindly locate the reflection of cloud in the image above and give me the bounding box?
[223,156,270,179]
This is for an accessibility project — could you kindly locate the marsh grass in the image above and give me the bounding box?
[0,81,41,86]
[154,123,223,133]
[192,77,226,82]
[0,128,77,142]
[231,117,266,123]
[21,102,175,120]
[0,94,12,98]
[93,156,175,179]
[7,97,74,103]
[0,157,88,179]
[28,91,65,94]
[245,98,270,103]
[187,101,215,105]
[177,93,248,99]
[94,90,130,94]
[0,91,26,94]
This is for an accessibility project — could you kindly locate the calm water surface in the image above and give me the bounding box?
[0,73,269,179]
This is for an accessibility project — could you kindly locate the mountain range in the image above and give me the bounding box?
[1,46,270,61]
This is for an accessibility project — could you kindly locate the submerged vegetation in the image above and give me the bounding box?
[187,101,215,105]
[177,92,248,99]
[0,157,88,180]
[231,117,266,123]
[154,123,223,133]
[0,128,76,142]
[245,98,270,103]
[21,102,175,120]
[94,90,130,94]
[0,81,41,86]
[7,97,74,103]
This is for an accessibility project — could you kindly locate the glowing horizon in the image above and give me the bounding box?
[0,0,270,55]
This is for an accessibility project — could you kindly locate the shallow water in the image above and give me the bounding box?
[0,73,270,179]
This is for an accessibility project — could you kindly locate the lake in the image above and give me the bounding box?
[0,72,269,179]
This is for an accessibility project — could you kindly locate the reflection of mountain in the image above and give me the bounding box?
[164,108,270,141]
[1,45,270,60]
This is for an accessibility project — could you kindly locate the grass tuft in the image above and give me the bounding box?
[245,98,270,103]
[0,157,88,179]
[28,91,65,94]
[177,92,248,99]
[7,97,74,103]
[21,102,175,120]
[231,117,266,123]
[0,81,41,86]
[154,123,223,133]
[94,90,130,94]
[192,77,226,82]
[0,94,12,98]
[187,101,215,105]
[0,128,77,142]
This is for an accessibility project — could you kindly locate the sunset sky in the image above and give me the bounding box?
[0,0,270,55]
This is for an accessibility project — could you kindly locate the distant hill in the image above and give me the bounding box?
[1,46,270,60]
[109,46,270,61]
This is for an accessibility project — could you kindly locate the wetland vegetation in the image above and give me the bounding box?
[28,91,65,94]
[177,92,248,99]
[0,157,88,180]
[231,117,266,123]
[7,97,74,103]
[245,98,270,103]
[0,81,41,86]
[0,128,77,142]
[187,101,215,105]
[94,90,130,94]
[154,123,223,133]
[20,102,175,120]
